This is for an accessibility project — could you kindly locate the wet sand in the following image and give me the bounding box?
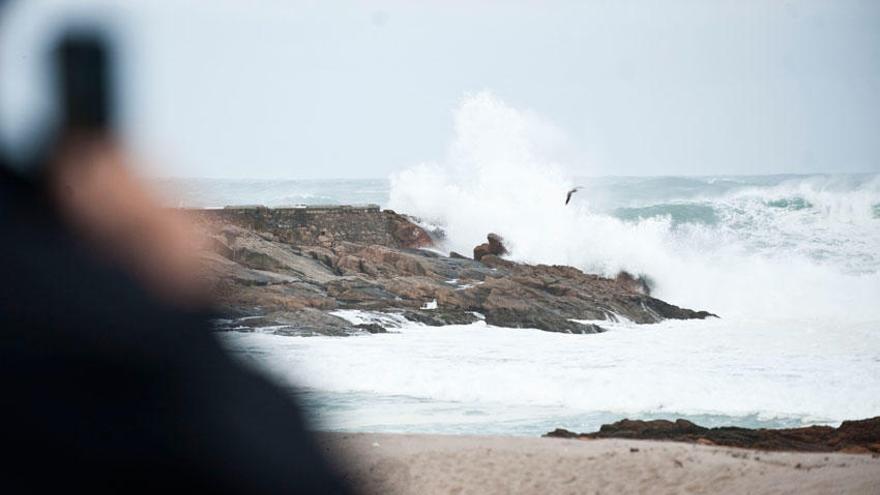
[319,432,880,494]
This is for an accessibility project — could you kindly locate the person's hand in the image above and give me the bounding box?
[49,134,209,308]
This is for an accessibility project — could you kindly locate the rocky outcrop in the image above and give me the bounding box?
[615,271,653,296]
[191,206,715,336]
[473,233,508,261]
[545,417,880,454]
[214,308,365,337]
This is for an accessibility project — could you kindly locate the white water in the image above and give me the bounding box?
[179,91,880,434]
[223,314,880,434]
[387,92,880,323]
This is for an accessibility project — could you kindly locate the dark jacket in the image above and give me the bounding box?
[0,169,351,494]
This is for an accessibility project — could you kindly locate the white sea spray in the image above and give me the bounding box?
[387,91,880,322]
[191,91,880,434]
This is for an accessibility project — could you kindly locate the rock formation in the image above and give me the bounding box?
[545,417,880,454]
[189,205,715,336]
[615,271,653,296]
[473,233,509,261]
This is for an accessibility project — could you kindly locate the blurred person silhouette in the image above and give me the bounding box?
[0,7,352,495]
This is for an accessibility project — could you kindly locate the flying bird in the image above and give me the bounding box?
[565,187,582,205]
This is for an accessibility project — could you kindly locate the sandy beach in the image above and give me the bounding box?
[320,433,880,495]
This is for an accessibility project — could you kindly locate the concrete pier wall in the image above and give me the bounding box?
[186,205,432,249]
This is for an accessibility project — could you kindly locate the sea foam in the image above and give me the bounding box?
[213,92,880,434]
[387,91,880,322]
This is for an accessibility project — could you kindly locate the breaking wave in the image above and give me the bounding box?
[213,91,880,433]
[388,91,880,321]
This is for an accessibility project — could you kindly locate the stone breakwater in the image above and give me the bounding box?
[185,204,432,250]
[188,205,715,336]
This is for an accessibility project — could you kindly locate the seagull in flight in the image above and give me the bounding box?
[565,187,582,205]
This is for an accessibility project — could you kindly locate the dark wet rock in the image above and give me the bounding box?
[449,251,468,259]
[401,309,480,327]
[473,233,508,261]
[544,428,582,439]
[643,298,718,320]
[189,207,716,336]
[473,244,491,262]
[833,417,880,453]
[355,323,387,334]
[484,308,605,334]
[544,417,880,454]
[487,233,508,255]
[221,309,360,337]
[574,322,607,334]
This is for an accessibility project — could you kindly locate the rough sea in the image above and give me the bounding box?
[161,172,880,436]
[153,91,880,435]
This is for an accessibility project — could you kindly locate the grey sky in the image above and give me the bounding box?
[2,0,879,178]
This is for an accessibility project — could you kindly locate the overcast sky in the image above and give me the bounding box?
[2,0,879,178]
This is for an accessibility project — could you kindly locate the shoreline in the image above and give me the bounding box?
[197,202,880,493]
[319,432,880,494]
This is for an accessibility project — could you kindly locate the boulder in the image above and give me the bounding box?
[219,308,359,337]
[487,233,508,256]
[355,323,387,334]
[473,243,491,261]
[401,309,480,326]
[484,307,606,334]
[473,233,508,261]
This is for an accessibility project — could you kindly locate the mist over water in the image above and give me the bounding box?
[171,92,880,434]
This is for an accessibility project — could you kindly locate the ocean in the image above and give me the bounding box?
[161,172,880,435]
